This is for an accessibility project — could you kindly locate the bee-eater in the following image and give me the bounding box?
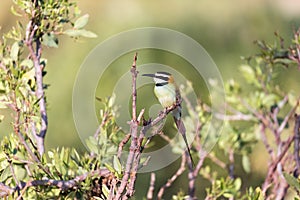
[142,71,194,166]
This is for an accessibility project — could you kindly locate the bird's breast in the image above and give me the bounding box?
[154,85,176,108]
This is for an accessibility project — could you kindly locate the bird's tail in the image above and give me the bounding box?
[173,116,195,167]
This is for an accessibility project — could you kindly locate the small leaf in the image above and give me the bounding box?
[234,178,242,190]
[64,29,97,38]
[0,167,11,182]
[223,193,233,198]
[283,172,300,191]
[240,65,255,83]
[0,100,7,109]
[242,155,251,173]
[10,6,22,17]
[74,14,89,29]
[108,93,116,108]
[42,33,58,48]
[85,137,98,154]
[102,184,110,198]
[20,59,33,69]
[10,42,19,61]
[104,163,116,174]
[113,155,122,175]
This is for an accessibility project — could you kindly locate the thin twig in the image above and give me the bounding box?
[188,150,207,199]
[278,96,300,133]
[131,53,138,122]
[294,114,300,176]
[157,153,187,200]
[262,134,294,193]
[117,133,131,159]
[260,123,275,160]
[147,173,156,200]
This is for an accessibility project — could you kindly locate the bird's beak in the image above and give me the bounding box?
[142,73,155,77]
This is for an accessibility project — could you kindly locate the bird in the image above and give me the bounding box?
[142,71,194,166]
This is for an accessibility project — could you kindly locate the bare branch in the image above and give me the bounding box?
[157,153,187,200]
[131,52,138,122]
[115,53,139,199]
[278,96,300,133]
[25,20,47,156]
[294,114,300,176]
[117,133,131,159]
[0,183,14,198]
[147,173,156,200]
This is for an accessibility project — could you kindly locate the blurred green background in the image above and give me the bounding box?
[1,0,300,198]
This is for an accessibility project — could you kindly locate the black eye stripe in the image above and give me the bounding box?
[155,76,169,81]
[156,82,168,86]
[157,71,171,76]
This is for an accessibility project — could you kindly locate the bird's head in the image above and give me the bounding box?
[142,71,174,86]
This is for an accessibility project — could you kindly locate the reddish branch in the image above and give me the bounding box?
[147,173,156,200]
[25,9,48,156]
[157,153,187,199]
[115,53,139,199]
[115,53,183,199]
[294,114,300,176]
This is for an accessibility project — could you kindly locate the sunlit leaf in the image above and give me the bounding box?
[64,29,97,38]
[113,155,122,175]
[10,42,19,61]
[242,155,251,173]
[42,33,58,48]
[20,59,33,69]
[240,65,255,83]
[10,6,22,17]
[283,172,300,192]
[74,14,89,29]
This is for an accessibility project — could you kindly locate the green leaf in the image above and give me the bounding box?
[10,6,22,17]
[283,172,300,191]
[0,100,7,109]
[108,93,116,108]
[234,178,242,190]
[42,33,58,48]
[10,42,19,61]
[0,167,11,182]
[240,65,255,83]
[113,155,122,175]
[104,163,116,174]
[74,14,89,29]
[85,137,98,154]
[20,59,33,69]
[64,29,97,38]
[223,193,233,198]
[242,155,251,173]
[102,184,110,198]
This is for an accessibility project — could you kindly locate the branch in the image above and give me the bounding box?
[147,173,156,200]
[25,20,47,156]
[0,183,14,198]
[131,53,138,122]
[115,53,139,200]
[278,96,300,133]
[294,114,300,176]
[16,169,111,200]
[117,133,131,158]
[157,153,187,200]
[262,134,294,193]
